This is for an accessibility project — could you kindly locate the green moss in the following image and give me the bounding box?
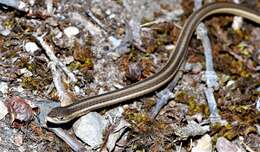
[21,76,40,90]
[175,91,210,116]
[125,111,150,124]
[27,63,37,73]
[3,19,15,29]
[216,54,251,77]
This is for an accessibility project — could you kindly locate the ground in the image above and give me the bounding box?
[0,0,259,151]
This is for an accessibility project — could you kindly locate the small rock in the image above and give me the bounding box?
[184,63,193,72]
[184,63,202,73]
[257,86,260,92]
[29,0,36,5]
[74,86,81,95]
[1,29,10,36]
[105,9,111,15]
[216,137,240,152]
[24,42,40,54]
[45,17,58,26]
[226,80,236,88]
[0,82,8,94]
[64,26,79,38]
[62,56,74,65]
[192,134,212,152]
[108,36,121,48]
[14,133,23,146]
[12,85,24,93]
[190,113,203,123]
[20,68,33,77]
[73,112,108,148]
[128,63,142,81]
[108,52,121,60]
[192,63,203,74]
[165,44,175,50]
[0,100,8,120]
[98,88,106,95]
[18,146,25,152]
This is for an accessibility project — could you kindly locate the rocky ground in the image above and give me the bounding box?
[0,0,259,151]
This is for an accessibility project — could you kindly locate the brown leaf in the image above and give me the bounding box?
[5,96,34,125]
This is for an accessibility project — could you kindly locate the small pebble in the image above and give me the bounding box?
[165,44,175,50]
[192,134,212,152]
[64,26,79,38]
[0,82,8,95]
[24,42,39,54]
[216,137,240,152]
[0,100,8,120]
[73,112,108,148]
[0,29,11,36]
[18,146,25,152]
[108,36,121,48]
[14,134,23,146]
[20,68,33,77]
[192,63,202,74]
[62,56,74,65]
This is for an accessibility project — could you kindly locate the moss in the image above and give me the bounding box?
[21,76,41,90]
[3,18,15,29]
[125,111,150,125]
[83,58,93,69]
[27,63,37,73]
[236,43,251,58]
[215,54,251,77]
[175,91,210,116]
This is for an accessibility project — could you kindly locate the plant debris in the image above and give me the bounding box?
[0,0,259,151]
[5,96,34,125]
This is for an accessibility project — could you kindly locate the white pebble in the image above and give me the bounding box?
[64,26,79,38]
[192,134,212,152]
[108,36,121,48]
[24,42,39,54]
[20,68,33,77]
[0,82,8,94]
[73,112,108,148]
[0,29,10,36]
[0,99,8,120]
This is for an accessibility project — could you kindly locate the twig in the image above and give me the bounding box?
[34,100,86,152]
[204,88,221,123]
[194,0,223,124]
[196,23,219,89]
[49,128,86,152]
[239,137,255,152]
[48,62,73,106]
[33,33,77,83]
[69,12,103,36]
[85,10,107,34]
[177,142,182,152]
